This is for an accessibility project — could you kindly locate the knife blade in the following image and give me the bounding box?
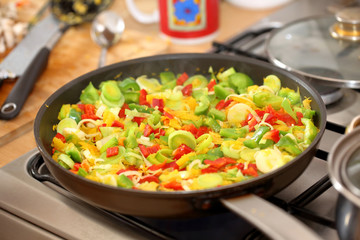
[0,14,62,79]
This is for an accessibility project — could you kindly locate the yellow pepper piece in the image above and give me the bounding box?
[176,152,196,168]
[52,137,67,152]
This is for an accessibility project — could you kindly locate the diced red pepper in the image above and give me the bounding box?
[181,84,193,96]
[195,126,210,138]
[55,133,66,143]
[139,89,150,106]
[138,175,160,184]
[215,99,233,110]
[152,98,164,112]
[172,144,194,160]
[148,161,166,171]
[153,128,166,138]
[139,144,160,158]
[204,157,236,169]
[111,120,124,129]
[242,164,258,177]
[73,162,81,171]
[237,162,245,170]
[181,124,198,136]
[296,112,304,126]
[143,124,154,137]
[163,181,184,190]
[176,72,189,85]
[162,161,179,170]
[132,117,145,126]
[163,111,174,119]
[118,103,130,118]
[264,105,296,126]
[207,79,216,91]
[77,104,85,111]
[81,114,100,120]
[106,146,119,158]
[263,129,280,143]
[81,104,99,120]
[201,166,219,174]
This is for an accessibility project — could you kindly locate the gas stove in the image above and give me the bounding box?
[1,0,359,239]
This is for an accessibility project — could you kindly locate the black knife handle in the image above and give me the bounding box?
[0,47,50,120]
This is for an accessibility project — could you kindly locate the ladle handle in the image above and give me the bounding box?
[0,47,50,120]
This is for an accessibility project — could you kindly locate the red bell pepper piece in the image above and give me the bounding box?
[163,111,174,119]
[241,163,258,177]
[152,98,164,112]
[207,79,216,91]
[195,126,210,138]
[204,157,236,169]
[162,161,179,170]
[73,162,81,171]
[181,84,193,96]
[139,144,160,158]
[201,166,219,174]
[215,99,233,110]
[143,124,154,137]
[77,104,85,111]
[176,72,189,85]
[55,133,66,143]
[163,181,184,191]
[263,129,280,143]
[106,146,119,158]
[138,175,160,184]
[172,144,194,160]
[181,124,198,136]
[111,120,124,129]
[296,112,304,126]
[118,103,130,118]
[148,161,166,171]
[81,104,99,120]
[132,117,145,126]
[139,89,150,106]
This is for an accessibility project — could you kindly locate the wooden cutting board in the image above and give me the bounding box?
[0,0,169,148]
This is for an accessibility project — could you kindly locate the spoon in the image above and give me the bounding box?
[91,11,125,68]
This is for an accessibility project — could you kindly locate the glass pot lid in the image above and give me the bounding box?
[266,7,360,88]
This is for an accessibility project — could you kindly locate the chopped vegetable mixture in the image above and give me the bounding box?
[51,67,319,191]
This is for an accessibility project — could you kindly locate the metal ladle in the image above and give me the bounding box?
[91,11,125,68]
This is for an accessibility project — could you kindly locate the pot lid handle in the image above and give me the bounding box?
[330,7,360,41]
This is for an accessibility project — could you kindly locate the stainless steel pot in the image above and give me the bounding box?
[328,118,360,240]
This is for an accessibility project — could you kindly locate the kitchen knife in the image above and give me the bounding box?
[0,14,61,79]
[0,15,63,120]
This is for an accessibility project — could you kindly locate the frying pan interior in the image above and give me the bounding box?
[35,53,326,217]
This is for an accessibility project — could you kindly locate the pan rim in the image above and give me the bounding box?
[34,52,327,198]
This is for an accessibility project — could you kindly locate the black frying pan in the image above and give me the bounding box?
[34,53,326,240]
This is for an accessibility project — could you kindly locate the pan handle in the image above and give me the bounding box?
[220,194,322,240]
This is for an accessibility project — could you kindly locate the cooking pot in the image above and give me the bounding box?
[328,116,360,240]
[34,53,326,240]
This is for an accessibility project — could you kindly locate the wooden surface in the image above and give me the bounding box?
[0,0,281,167]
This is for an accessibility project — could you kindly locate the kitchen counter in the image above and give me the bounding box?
[0,0,281,167]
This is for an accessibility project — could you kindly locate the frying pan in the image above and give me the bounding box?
[34,53,326,240]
